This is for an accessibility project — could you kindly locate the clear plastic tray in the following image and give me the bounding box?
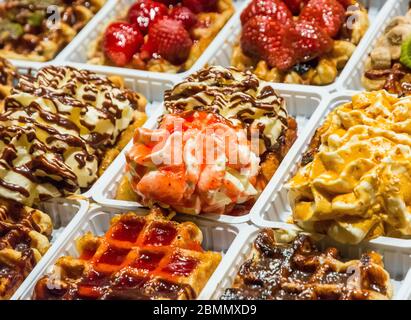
[10,198,90,300]
[207,0,391,93]
[209,225,411,300]
[92,83,328,224]
[338,0,405,91]
[250,90,411,248]
[10,60,175,199]
[59,0,249,79]
[15,204,248,300]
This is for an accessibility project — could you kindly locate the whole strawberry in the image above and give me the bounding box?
[182,0,218,13]
[240,0,293,26]
[127,0,169,34]
[142,18,193,65]
[170,6,198,29]
[241,15,297,71]
[294,20,334,62]
[299,0,345,37]
[103,22,144,67]
[282,0,309,14]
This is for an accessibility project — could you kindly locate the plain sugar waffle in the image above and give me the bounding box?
[33,207,222,300]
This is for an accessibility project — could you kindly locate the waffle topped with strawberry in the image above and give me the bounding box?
[88,0,234,73]
[32,207,222,300]
[232,0,369,85]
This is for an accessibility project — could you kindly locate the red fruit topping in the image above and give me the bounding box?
[127,0,168,34]
[170,6,198,29]
[241,16,298,71]
[240,0,293,26]
[337,0,354,8]
[182,0,217,14]
[294,20,334,62]
[143,18,193,65]
[282,0,309,14]
[103,22,144,67]
[299,0,346,37]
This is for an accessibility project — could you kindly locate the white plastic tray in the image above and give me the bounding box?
[92,84,328,224]
[338,0,406,91]
[10,198,90,300]
[10,60,175,200]
[210,225,411,300]
[207,0,391,93]
[251,90,411,249]
[59,0,249,79]
[15,204,248,300]
[6,0,115,64]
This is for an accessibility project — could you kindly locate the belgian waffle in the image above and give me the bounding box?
[221,229,393,300]
[0,65,147,207]
[33,207,222,300]
[88,0,234,73]
[232,2,369,85]
[0,0,106,62]
[0,198,52,300]
[0,57,17,110]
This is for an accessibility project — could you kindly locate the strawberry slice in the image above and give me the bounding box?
[282,0,309,14]
[170,6,198,29]
[299,0,346,37]
[240,0,293,26]
[142,18,193,65]
[294,20,334,62]
[182,0,218,13]
[103,22,144,67]
[127,0,169,34]
[240,15,298,71]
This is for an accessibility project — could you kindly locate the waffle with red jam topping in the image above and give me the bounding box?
[231,0,369,85]
[220,229,393,300]
[33,207,221,300]
[0,0,106,61]
[88,0,234,73]
[0,198,52,300]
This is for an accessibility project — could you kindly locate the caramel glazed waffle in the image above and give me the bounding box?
[0,0,106,61]
[33,207,222,300]
[221,229,393,300]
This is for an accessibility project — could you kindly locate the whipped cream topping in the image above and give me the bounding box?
[164,66,289,156]
[0,66,139,206]
[127,111,260,215]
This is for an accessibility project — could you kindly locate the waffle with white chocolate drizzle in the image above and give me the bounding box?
[33,207,221,300]
[0,0,106,62]
[0,198,52,300]
[221,229,393,300]
[0,65,147,207]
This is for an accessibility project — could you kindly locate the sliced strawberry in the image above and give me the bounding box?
[299,0,345,37]
[241,16,298,71]
[170,6,198,29]
[182,0,218,13]
[103,22,144,67]
[282,0,309,14]
[240,0,293,26]
[294,20,334,62]
[142,18,193,65]
[127,0,169,34]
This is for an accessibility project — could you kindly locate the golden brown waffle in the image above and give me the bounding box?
[33,207,221,300]
[221,229,393,300]
[287,91,411,244]
[232,3,369,85]
[0,198,52,300]
[88,0,234,73]
[0,0,106,62]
